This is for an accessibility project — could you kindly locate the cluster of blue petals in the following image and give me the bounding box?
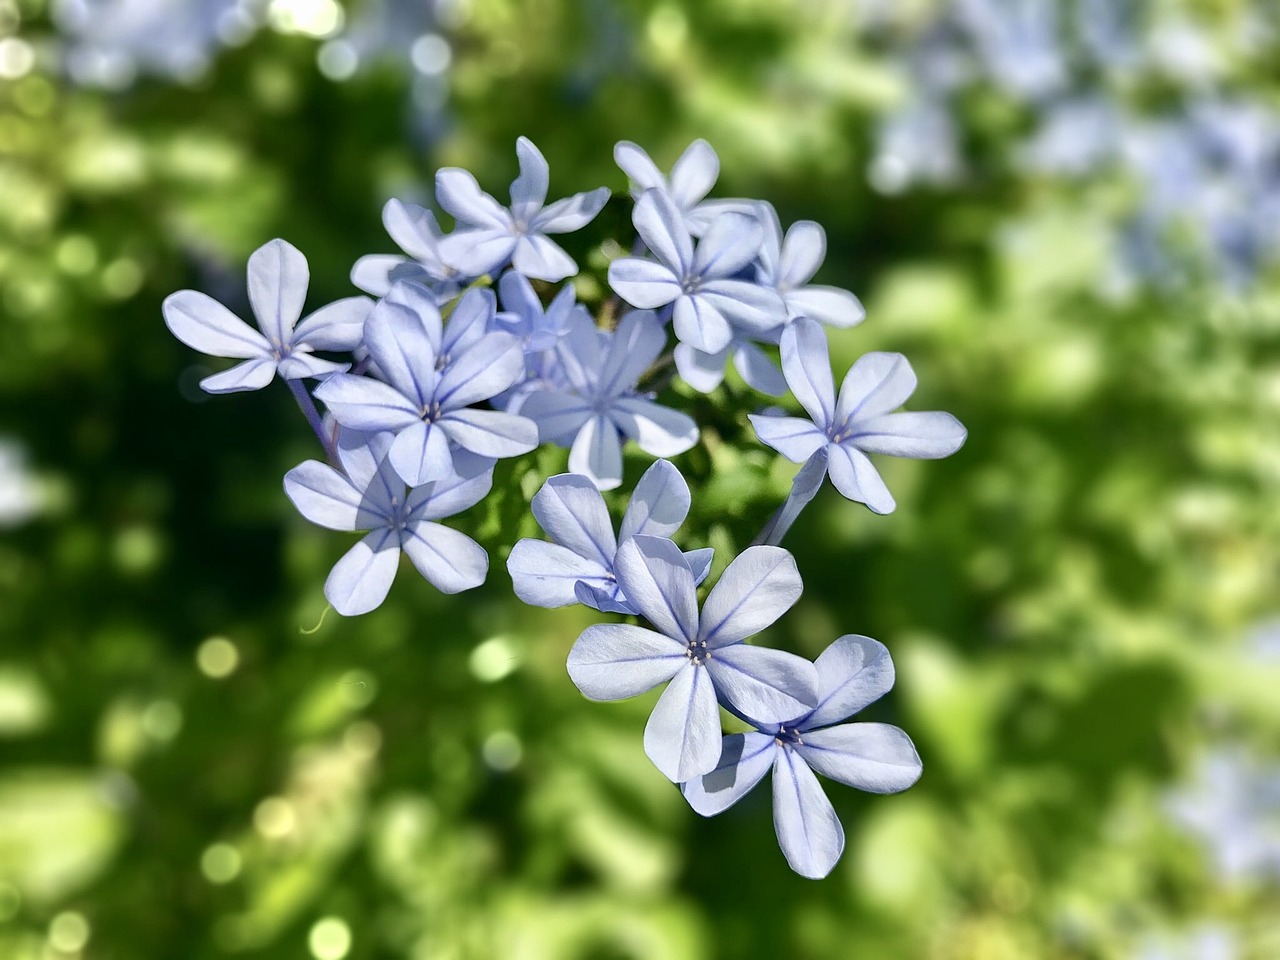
[163,136,967,878]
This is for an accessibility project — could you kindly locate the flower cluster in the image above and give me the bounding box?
[163,137,966,877]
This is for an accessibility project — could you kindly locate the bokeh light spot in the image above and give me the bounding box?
[269,0,344,38]
[200,843,242,884]
[481,730,522,772]
[49,911,90,953]
[469,636,517,682]
[142,700,183,741]
[196,637,240,679]
[317,41,358,81]
[411,34,451,76]
[254,797,296,838]
[308,916,352,959]
[56,236,98,276]
[0,37,34,79]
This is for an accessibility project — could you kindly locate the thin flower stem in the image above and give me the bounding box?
[287,379,340,467]
[752,448,828,546]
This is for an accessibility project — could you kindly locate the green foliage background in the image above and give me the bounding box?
[1,1,1279,957]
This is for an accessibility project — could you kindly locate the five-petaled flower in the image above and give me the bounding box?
[284,431,492,615]
[351,198,464,301]
[607,189,786,354]
[163,238,371,393]
[315,281,538,486]
[519,309,698,490]
[755,202,866,329]
[750,317,967,514]
[507,460,712,614]
[683,634,923,879]
[436,137,610,282]
[567,537,819,783]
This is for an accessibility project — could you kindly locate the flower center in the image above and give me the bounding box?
[774,725,804,747]
[680,275,701,296]
[684,639,712,665]
[435,352,451,371]
[420,401,443,422]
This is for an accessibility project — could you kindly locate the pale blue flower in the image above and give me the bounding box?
[567,537,819,782]
[163,238,371,394]
[755,203,866,329]
[314,282,537,486]
[683,634,922,879]
[749,318,967,514]
[435,137,610,282]
[518,309,698,490]
[671,202,868,396]
[608,189,786,354]
[351,199,464,299]
[613,138,753,234]
[284,430,492,615]
[507,459,712,613]
[494,271,586,354]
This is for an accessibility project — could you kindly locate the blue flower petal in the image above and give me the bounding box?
[674,294,732,354]
[631,189,693,274]
[748,414,827,463]
[797,723,922,794]
[567,623,685,700]
[519,391,594,444]
[643,662,721,782]
[668,139,719,210]
[851,412,968,459]
[733,341,787,396]
[407,469,494,521]
[706,643,819,723]
[618,459,691,542]
[433,410,534,463]
[780,317,836,428]
[283,460,364,531]
[699,545,802,648]
[673,342,728,393]
[246,238,308,344]
[511,234,577,282]
[530,473,617,565]
[786,285,865,328]
[292,295,372,352]
[163,290,269,360]
[325,529,400,616]
[508,539,612,608]
[834,352,917,426]
[607,257,681,310]
[435,168,510,229]
[199,357,277,394]
[826,442,895,514]
[597,310,665,397]
[509,136,549,221]
[803,634,896,729]
[362,300,440,405]
[692,212,762,279]
[613,535,698,643]
[534,187,610,234]
[315,374,422,432]
[698,280,786,338]
[772,748,845,879]
[567,415,623,491]
[682,731,775,816]
[436,332,525,410]
[401,520,488,593]
[609,398,699,458]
